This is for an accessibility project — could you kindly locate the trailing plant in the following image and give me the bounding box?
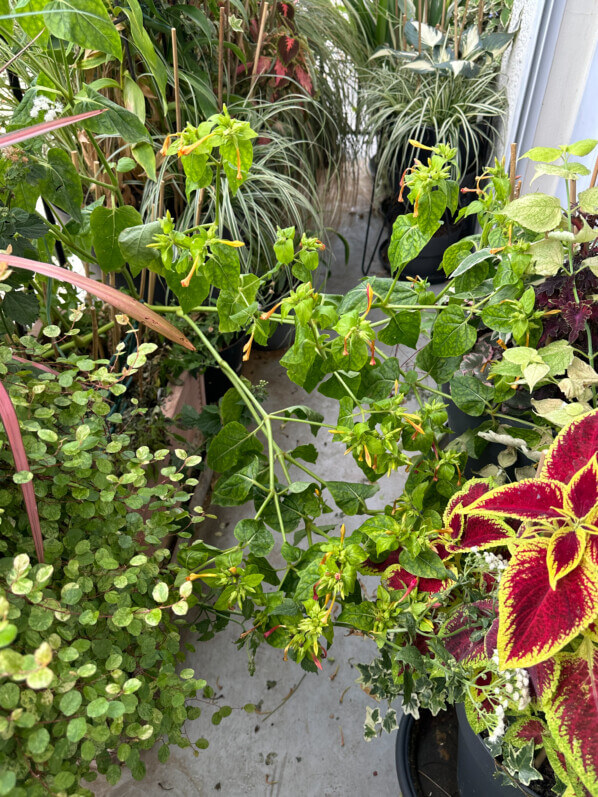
[0,339,224,796]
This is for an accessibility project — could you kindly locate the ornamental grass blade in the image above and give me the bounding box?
[2,254,195,351]
[0,110,106,148]
[0,381,44,562]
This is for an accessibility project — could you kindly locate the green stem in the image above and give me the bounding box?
[88,133,125,206]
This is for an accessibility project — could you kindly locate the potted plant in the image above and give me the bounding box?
[356,3,513,279]
[0,341,218,795]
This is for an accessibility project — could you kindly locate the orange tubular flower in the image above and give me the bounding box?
[180,256,199,288]
[159,134,172,157]
[260,301,282,321]
[242,332,255,362]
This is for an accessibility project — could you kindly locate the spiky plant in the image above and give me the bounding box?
[360,64,506,199]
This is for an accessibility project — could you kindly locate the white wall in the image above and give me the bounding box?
[500,0,598,195]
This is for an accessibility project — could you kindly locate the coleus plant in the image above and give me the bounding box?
[449,408,598,794]
[236,2,315,97]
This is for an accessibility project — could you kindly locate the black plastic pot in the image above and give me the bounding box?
[396,706,538,796]
[456,704,534,796]
[203,335,247,405]
[395,708,459,797]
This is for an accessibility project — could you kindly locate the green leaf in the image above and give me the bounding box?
[566,138,598,157]
[60,690,83,716]
[0,623,17,646]
[336,602,376,632]
[579,187,598,215]
[481,303,517,334]
[87,697,109,717]
[415,189,447,235]
[206,422,262,472]
[123,677,142,693]
[450,248,494,278]
[118,221,163,276]
[432,307,476,357]
[522,146,561,163]
[90,206,142,272]
[388,214,437,275]
[75,87,150,143]
[67,716,87,743]
[399,547,450,579]
[378,310,420,348]
[327,481,379,515]
[234,519,274,557]
[0,772,16,797]
[132,141,156,181]
[530,238,563,276]
[40,149,83,223]
[112,607,133,627]
[43,0,122,60]
[27,727,50,754]
[205,243,241,290]
[212,457,260,506]
[26,667,54,689]
[61,582,82,604]
[502,194,562,233]
[152,582,169,603]
[450,374,494,416]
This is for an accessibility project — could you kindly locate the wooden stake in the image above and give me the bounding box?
[218,6,225,110]
[248,1,270,100]
[590,153,598,188]
[418,0,423,53]
[477,0,484,34]
[440,0,447,31]
[171,28,182,132]
[509,142,518,201]
[569,179,577,208]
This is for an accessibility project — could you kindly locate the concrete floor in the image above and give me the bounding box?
[95,173,415,797]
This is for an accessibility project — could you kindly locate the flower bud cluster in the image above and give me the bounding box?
[487,650,531,742]
[29,96,64,123]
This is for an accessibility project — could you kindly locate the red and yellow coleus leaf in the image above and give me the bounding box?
[441,478,513,551]
[383,563,446,595]
[547,528,587,589]
[567,454,598,519]
[527,656,560,702]
[504,716,547,748]
[464,478,566,521]
[545,647,598,794]
[447,513,515,553]
[540,408,598,484]
[498,540,598,668]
